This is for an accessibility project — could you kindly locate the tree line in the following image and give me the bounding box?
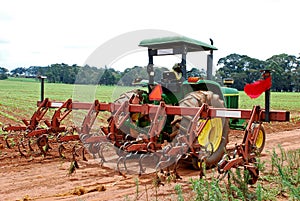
[2,64,170,86]
[1,53,299,91]
[215,53,300,92]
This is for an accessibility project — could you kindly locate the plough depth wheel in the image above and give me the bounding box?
[174,91,229,168]
[252,123,266,154]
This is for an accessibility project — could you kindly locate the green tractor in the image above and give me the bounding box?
[114,35,265,169]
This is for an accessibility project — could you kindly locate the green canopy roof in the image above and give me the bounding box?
[139,36,217,52]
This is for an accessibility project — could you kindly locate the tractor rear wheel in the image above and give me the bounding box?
[112,89,149,139]
[173,91,229,169]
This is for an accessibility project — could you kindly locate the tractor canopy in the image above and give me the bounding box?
[138,35,217,83]
[139,35,217,84]
[139,36,217,54]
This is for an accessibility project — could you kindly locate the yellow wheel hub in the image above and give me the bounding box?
[198,118,223,152]
[255,129,264,148]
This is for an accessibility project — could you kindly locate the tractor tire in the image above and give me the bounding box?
[113,89,148,138]
[114,89,142,103]
[172,90,229,169]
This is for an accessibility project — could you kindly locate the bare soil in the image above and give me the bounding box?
[0,121,300,201]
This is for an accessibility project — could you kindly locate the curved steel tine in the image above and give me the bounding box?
[117,156,126,175]
[97,143,103,159]
[97,142,107,162]
[47,140,52,151]
[155,155,172,171]
[99,158,104,166]
[28,138,34,152]
[20,138,26,149]
[18,141,27,158]
[205,142,214,157]
[81,146,87,161]
[217,170,229,182]
[122,152,133,173]
[88,142,99,159]
[37,135,48,156]
[4,134,11,149]
[117,144,128,157]
[138,153,149,175]
[173,154,183,180]
[71,144,80,160]
[58,143,66,158]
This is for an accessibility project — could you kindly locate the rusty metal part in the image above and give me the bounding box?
[1,96,290,181]
[18,141,27,158]
[245,164,259,185]
[216,106,266,184]
[28,139,34,152]
[4,135,11,149]
[27,99,73,138]
[39,100,289,122]
[37,134,48,156]
[1,99,50,134]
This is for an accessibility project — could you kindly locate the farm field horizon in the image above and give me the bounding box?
[0,77,299,127]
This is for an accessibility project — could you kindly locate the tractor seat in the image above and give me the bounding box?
[161,71,181,92]
[162,71,177,82]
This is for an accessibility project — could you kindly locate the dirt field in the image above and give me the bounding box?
[1,121,300,201]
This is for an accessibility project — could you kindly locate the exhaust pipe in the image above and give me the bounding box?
[206,38,214,80]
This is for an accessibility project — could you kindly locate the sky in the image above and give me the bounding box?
[0,0,299,72]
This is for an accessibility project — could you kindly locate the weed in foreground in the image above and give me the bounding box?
[174,184,184,201]
[188,148,300,201]
[270,146,300,200]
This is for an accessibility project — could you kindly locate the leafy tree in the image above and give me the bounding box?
[265,54,299,92]
[118,66,148,86]
[216,54,265,90]
[10,67,26,76]
[26,66,42,77]
[75,65,104,85]
[99,67,117,85]
[0,67,8,80]
[187,67,206,78]
[292,57,300,92]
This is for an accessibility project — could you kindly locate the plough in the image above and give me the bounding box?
[1,35,290,184]
[3,93,289,182]
[52,97,289,181]
[2,98,78,157]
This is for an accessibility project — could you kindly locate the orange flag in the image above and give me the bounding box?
[244,77,272,99]
[149,84,162,101]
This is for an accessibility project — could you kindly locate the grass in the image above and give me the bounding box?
[172,147,300,200]
[0,78,138,120]
[126,147,300,200]
[6,77,39,82]
[1,78,299,109]
[239,91,300,111]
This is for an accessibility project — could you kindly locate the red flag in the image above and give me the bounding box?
[244,77,272,99]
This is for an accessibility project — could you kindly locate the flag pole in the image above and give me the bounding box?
[38,75,47,102]
[261,70,271,122]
